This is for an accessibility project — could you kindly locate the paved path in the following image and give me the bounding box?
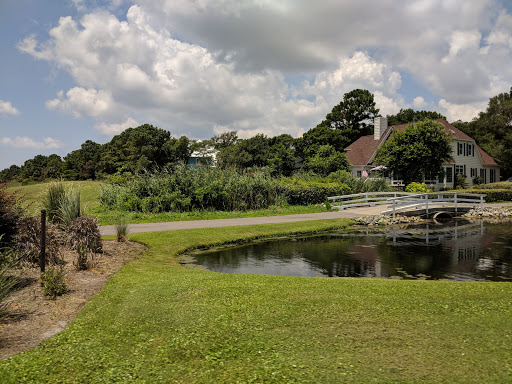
[99,203,512,236]
[99,206,384,235]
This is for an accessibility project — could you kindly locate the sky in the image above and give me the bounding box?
[1,0,512,170]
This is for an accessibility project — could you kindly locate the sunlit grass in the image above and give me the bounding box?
[1,219,511,383]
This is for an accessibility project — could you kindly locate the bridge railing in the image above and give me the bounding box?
[327,192,415,210]
[382,192,486,218]
[328,191,487,217]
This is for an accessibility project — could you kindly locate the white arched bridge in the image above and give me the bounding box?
[327,192,486,218]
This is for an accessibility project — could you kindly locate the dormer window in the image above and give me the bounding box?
[457,142,474,156]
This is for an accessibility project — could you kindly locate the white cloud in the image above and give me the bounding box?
[0,100,20,116]
[0,137,63,149]
[46,87,116,118]
[438,99,487,122]
[413,96,427,109]
[95,117,139,135]
[17,0,512,140]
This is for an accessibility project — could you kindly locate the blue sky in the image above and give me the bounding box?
[2,0,512,170]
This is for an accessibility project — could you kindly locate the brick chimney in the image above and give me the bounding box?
[374,117,388,141]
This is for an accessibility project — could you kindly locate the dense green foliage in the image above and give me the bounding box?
[375,120,453,185]
[316,89,379,143]
[0,183,25,248]
[405,182,431,193]
[40,267,67,299]
[470,181,512,190]
[453,87,512,178]
[386,108,446,125]
[463,188,512,202]
[1,222,511,383]
[99,166,356,213]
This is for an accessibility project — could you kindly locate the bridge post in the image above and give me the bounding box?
[426,196,429,217]
[454,193,457,215]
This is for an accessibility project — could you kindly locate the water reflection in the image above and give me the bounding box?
[188,220,512,281]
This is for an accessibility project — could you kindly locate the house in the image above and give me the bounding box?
[345,117,500,189]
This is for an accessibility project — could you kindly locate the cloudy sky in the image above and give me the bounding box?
[1,0,512,169]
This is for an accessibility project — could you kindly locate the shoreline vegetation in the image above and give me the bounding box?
[1,220,511,383]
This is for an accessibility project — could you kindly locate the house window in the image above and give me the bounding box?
[480,169,486,184]
[490,169,496,183]
[457,143,463,156]
[466,144,474,157]
[446,167,453,183]
[356,171,362,178]
[455,165,464,175]
[470,168,477,178]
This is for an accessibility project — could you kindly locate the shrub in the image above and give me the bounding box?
[67,216,102,253]
[15,216,62,266]
[0,182,25,248]
[115,217,129,242]
[327,170,392,194]
[41,266,67,299]
[57,190,83,228]
[463,189,512,202]
[470,182,512,190]
[43,182,66,223]
[0,236,18,319]
[455,174,467,189]
[405,182,431,193]
[74,244,94,270]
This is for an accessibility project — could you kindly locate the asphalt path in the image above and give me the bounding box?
[99,203,512,236]
[99,206,384,235]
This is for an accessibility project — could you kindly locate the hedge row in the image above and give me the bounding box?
[471,182,512,190]
[464,189,512,202]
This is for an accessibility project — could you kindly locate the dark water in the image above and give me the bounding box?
[187,220,512,281]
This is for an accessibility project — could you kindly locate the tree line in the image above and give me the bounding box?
[2,87,511,183]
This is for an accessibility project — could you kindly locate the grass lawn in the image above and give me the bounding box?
[6,180,103,216]
[1,219,511,383]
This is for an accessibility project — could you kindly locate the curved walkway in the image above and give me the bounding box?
[99,203,512,236]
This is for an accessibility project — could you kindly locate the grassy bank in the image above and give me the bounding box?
[1,219,511,383]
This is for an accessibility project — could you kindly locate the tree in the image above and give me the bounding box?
[211,131,238,150]
[317,89,379,145]
[386,109,446,125]
[303,144,350,177]
[63,140,102,180]
[374,120,452,185]
[267,134,296,176]
[454,87,512,177]
[296,125,348,160]
[98,124,171,174]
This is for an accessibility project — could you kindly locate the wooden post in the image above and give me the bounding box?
[40,209,46,273]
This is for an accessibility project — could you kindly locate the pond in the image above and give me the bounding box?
[184,220,512,281]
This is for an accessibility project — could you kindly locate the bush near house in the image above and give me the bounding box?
[470,182,512,190]
[463,189,512,202]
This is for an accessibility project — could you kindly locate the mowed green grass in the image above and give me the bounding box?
[6,180,103,216]
[1,219,511,383]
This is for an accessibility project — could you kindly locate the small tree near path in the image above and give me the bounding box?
[374,120,453,185]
